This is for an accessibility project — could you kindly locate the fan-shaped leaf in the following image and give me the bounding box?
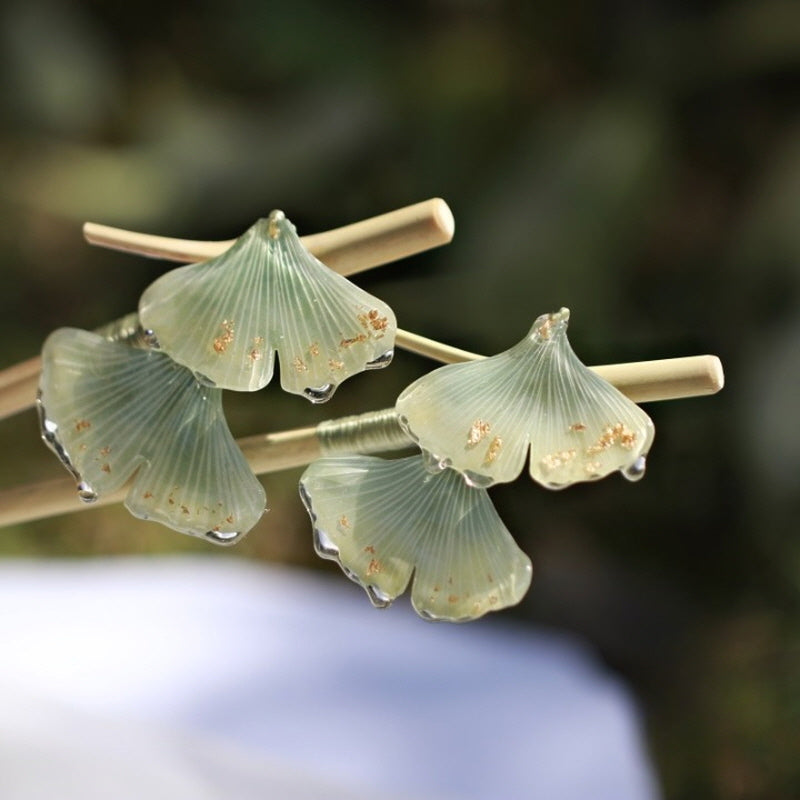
[38,328,266,543]
[396,309,654,489]
[139,211,396,399]
[300,455,532,621]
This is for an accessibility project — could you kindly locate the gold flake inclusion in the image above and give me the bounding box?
[467,419,491,446]
[213,320,235,354]
[586,422,638,455]
[485,436,503,464]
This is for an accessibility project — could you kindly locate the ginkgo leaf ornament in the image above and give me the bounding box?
[396,308,655,489]
[138,211,397,399]
[38,327,266,543]
[299,454,532,622]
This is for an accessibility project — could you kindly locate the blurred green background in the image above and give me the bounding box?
[1,0,800,796]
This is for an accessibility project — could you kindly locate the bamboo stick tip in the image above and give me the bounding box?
[82,221,109,246]
[705,355,725,393]
[430,198,455,242]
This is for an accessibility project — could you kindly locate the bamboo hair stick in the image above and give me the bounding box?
[0,356,42,420]
[0,352,724,529]
[0,415,390,529]
[392,329,724,402]
[83,198,455,274]
[0,339,724,422]
[0,200,455,419]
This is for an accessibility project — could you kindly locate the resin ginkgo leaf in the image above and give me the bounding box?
[299,454,532,622]
[38,328,266,543]
[396,308,655,489]
[138,211,397,399]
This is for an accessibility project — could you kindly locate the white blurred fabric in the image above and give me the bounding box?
[0,556,661,800]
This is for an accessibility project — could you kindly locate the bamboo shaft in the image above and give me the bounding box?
[0,435,325,529]
[0,355,42,390]
[0,411,412,528]
[237,426,323,475]
[83,198,455,275]
[0,478,127,527]
[3,327,472,419]
[300,199,454,275]
[393,329,725,402]
[591,355,725,403]
[0,357,42,419]
[0,200,454,420]
[394,329,482,363]
[0,347,725,529]
[0,347,724,423]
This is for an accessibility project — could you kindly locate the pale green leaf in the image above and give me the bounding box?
[396,309,654,489]
[300,455,532,622]
[39,328,266,543]
[139,211,396,398]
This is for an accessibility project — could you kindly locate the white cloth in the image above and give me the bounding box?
[0,556,661,800]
